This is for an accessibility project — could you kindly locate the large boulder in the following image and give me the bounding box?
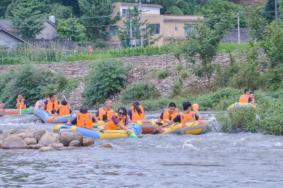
[2,135,28,149]
[69,140,81,147]
[32,130,46,142]
[38,132,59,147]
[101,143,113,149]
[59,131,83,146]
[24,137,37,145]
[82,137,95,147]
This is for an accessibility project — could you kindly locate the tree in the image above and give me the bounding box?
[263,0,280,22]
[57,18,87,41]
[246,8,268,41]
[78,0,114,41]
[0,0,12,18]
[49,3,73,19]
[261,22,283,67]
[185,24,221,86]
[6,0,48,38]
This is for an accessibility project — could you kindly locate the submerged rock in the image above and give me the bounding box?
[39,146,53,152]
[51,142,64,150]
[69,140,81,147]
[28,144,43,149]
[59,130,83,146]
[82,137,95,147]
[101,143,113,149]
[2,135,28,149]
[38,132,59,147]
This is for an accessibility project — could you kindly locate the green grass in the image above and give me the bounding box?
[218,42,253,53]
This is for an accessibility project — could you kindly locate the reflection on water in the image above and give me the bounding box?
[0,116,283,187]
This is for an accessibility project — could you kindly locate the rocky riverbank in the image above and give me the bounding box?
[0,128,95,151]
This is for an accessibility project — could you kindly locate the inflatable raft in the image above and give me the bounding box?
[0,107,33,116]
[141,120,208,135]
[53,124,142,139]
[34,108,71,123]
[228,102,256,111]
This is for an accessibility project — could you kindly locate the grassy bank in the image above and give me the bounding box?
[0,42,252,65]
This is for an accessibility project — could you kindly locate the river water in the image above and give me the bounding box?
[1,115,283,188]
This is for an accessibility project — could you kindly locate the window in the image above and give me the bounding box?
[109,25,118,36]
[184,24,196,33]
[148,24,160,35]
[122,9,130,17]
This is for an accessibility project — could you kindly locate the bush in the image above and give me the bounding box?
[157,69,170,80]
[0,65,72,108]
[84,60,128,106]
[121,82,160,102]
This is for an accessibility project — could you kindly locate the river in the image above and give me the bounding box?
[1,115,283,188]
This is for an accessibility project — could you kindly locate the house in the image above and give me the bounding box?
[0,16,57,48]
[110,2,203,46]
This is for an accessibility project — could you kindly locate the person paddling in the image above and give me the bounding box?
[128,101,145,123]
[159,102,179,125]
[179,101,199,124]
[16,95,26,110]
[68,107,96,129]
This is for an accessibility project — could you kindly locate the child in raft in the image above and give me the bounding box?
[68,107,96,129]
[104,107,137,138]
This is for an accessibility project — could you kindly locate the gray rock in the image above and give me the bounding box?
[82,137,95,147]
[0,129,3,134]
[2,135,28,149]
[59,130,83,147]
[39,146,53,152]
[32,130,46,142]
[69,140,81,147]
[51,142,64,150]
[28,144,43,149]
[38,132,59,147]
[101,143,113,149]
[24,137,37,145]
[17,131,32,139]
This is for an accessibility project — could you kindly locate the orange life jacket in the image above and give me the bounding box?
[181,111,197,123]
[130,105,145,122]
[45,99,59,114]
[58,104,71,116]
[239,94,250,103]
[104,117,126,130]
[76,112,93,129]
[161,110,179,121]
[16,99,26,110]
[98,108,115,122]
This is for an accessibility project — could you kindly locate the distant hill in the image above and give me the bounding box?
[232,0,267,6]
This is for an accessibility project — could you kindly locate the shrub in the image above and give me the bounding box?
[0,65,72,108]
[171,79,183,97]
[84,60,128,106]
[121,82,160,102]
[157,69,170,80]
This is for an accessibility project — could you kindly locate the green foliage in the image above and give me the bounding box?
[121,82,160,102]
[261,22,283,67]
[185,24,220,82]
[246,8,268,41]
[6,0,48,38]
[57,18,87,41]
[0,0,12,17]
[49,3,73,19]
[157,69,170,80]
[171,79,183,97]
[84,60,128,106]
[78,0,114,41]
[259,64,283,90]
[263,0,279,22]
[0,65,72,108]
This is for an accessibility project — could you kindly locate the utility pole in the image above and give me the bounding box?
[237,12,241,44]
[275,0,278,23]
[129,12,133,47]
[139,0,144,47]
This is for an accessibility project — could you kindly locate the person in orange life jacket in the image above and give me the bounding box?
[174,101,199,124]
[128,101,145,123]
[96,99,115,122]
[105,107,132,131]
[160,102,179,123]
[249,90,256,104]
[68,107,96,129]
[44,94,60,114]
[16,95,26,110]
[239,89,252,103]
[58,99,72,116]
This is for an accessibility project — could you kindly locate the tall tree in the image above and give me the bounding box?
[0,0,12,18]
[78,0,114,41]
[263,0,280,22]
[57,18,87,41]
[6,0,48,38]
